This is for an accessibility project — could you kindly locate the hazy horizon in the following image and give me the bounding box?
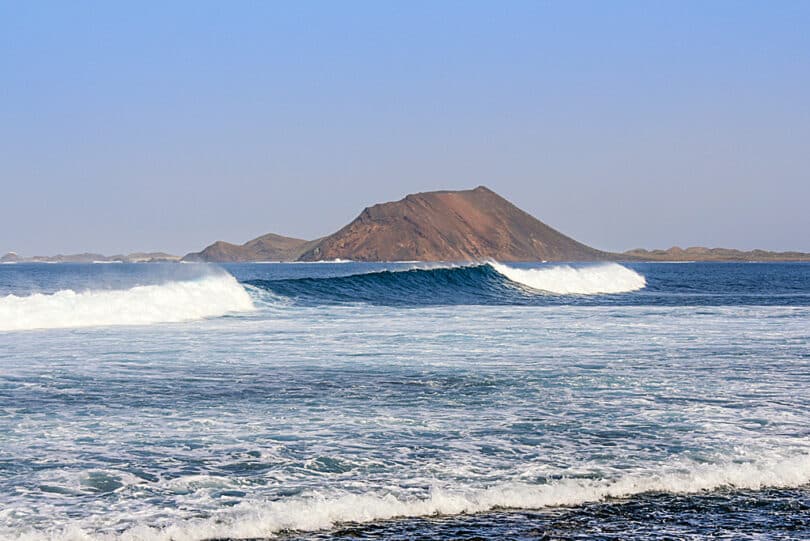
[2,1,809,256]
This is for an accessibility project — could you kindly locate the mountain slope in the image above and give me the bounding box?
[297,186,612,262]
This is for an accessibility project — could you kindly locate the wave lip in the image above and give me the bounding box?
[0,274,254,331]
[492,262,646,295]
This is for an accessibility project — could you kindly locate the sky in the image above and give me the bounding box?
[1,1,809,256]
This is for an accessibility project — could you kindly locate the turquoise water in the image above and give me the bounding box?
[1,262,809,539]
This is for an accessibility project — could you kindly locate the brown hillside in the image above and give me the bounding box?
[297,186,611,262]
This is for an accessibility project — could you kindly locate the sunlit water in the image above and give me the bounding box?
[1,262,809,540]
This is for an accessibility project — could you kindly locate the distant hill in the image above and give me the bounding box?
[298,186,612,262]
[625,247,810,262]
[182,233,313,262]
[0,252,180,263]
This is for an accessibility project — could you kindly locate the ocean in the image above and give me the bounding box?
[1,261,809,540]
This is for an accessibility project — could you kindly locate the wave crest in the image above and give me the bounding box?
[0,274,254,331]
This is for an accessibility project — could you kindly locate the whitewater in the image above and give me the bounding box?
[490,261,645,294]
[0,273,253,331]
[1,261,809,540]
[14,451,809,541]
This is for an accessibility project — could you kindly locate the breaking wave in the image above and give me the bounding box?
[9,452,809,540]
[246,262,646,306]
[491,262,646,294]
[0,274,254,331]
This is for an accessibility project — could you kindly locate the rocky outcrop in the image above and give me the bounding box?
[298,186,613,262]
[182,233,313,262]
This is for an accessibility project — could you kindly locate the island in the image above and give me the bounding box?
[5,187,809,263]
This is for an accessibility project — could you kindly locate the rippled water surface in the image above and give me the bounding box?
[1,262,808,540]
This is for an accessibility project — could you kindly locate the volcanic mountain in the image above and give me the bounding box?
[297,186,611,262]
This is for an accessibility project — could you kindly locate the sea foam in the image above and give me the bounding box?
[491,262,646,294]
[9,452,809,540]
[0,273,254,331]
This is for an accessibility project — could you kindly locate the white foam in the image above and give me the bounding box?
[0,274,254,331]
[491,262,646,294]
[10,452,809,540]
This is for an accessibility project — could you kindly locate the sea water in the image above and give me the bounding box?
[0,261,808,540]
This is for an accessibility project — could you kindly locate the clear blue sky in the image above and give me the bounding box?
[1,1,808,255]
